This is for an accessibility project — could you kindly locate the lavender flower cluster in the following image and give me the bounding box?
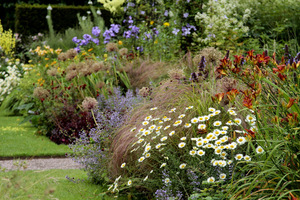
[69,87,142,183]
[154,170,184,200]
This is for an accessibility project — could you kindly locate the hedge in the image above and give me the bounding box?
[14,4,111,37]
[0,0,90,31]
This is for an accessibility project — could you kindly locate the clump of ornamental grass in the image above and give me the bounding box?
[108,80,261,198]
[168,68,186,81]
[124,59,171,89]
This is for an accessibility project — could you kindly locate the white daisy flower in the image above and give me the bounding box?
[178,114,186,119]
[164,178,170,183]
[180,137,187,141]
[169,131,175,136]
[246,114,256,122]
[215,148,222,155]
[139,128,145,133]
[198,116,205,122]
[138,156,145,162]
[196,141,203,147]
[215,140,222,146]
[203,139,209,144]
[130,127,136,132]
[228,109,237,115]
[198,124,206,130]
[213,129,221,136]
[209,113,215,117]
[165,118,171,122]
[169,108,176,113]
[214,110,221,115]
[244,155,251,161]
[151,118,160,121]
[221,152,227,157]
[144,115,152,121]
[186,106,194,110]
[145,153,151,158]
[213,121,222,126]
[161,136,168,142]
[220,173,226,179]
[156,126,162,130]
[208,107,216,112]
[206,143,214,148]
[197,149,205,156]
[191,117,199,123]
[256,146,264,154]
[227,160,233,165]
[173,120,182,126]
[150,107,157,111]
[159,120,164,124]
[142,121,149,126]
[149,125,156,130]
[207,177,215,183]
[204,115,210,121]
[184,123,191,128]
[155,144,162,149]
[178,142,186,148]
[229,142,237,149]
[234,118,242,125]
[189,150,197,156]
[143,175,148,181]
[121,163,126,168]
[226,120,234,125]
[160,163,166,168]
[236,136,246,145]
[179,163,186,169]
[143,130,151,136]
[222,126,229,131]
[137,138,144,143]
[220,130,227,135]
[164,125,170,130]
[128,180,132,186]
[235,154,243,160]
[144,145,151,152]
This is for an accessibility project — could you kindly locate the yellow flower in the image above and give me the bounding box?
[150,21,154,25]
[163,22,170,27]
[45,57,49,61]
[154,40,158,44]
[88,48,93,52]
[118,41,123,45]
[104,53,108,58]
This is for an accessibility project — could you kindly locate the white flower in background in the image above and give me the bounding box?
[47,5,52,10]
[179,163,186,169]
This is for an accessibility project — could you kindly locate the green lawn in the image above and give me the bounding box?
[0,114,72,158]
[0,169,114,200]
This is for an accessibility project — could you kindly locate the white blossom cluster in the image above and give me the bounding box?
[0,64,22,102]
[195,0,251,44]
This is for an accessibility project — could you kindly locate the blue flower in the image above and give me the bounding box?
[172,28,180,35]
[92,26,101,37]
[183,13,189,18]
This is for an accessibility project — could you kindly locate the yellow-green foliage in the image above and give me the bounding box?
[98,0,125,14]
[0,20,15,57]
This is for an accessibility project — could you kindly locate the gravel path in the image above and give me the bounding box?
[0,158,82,171]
